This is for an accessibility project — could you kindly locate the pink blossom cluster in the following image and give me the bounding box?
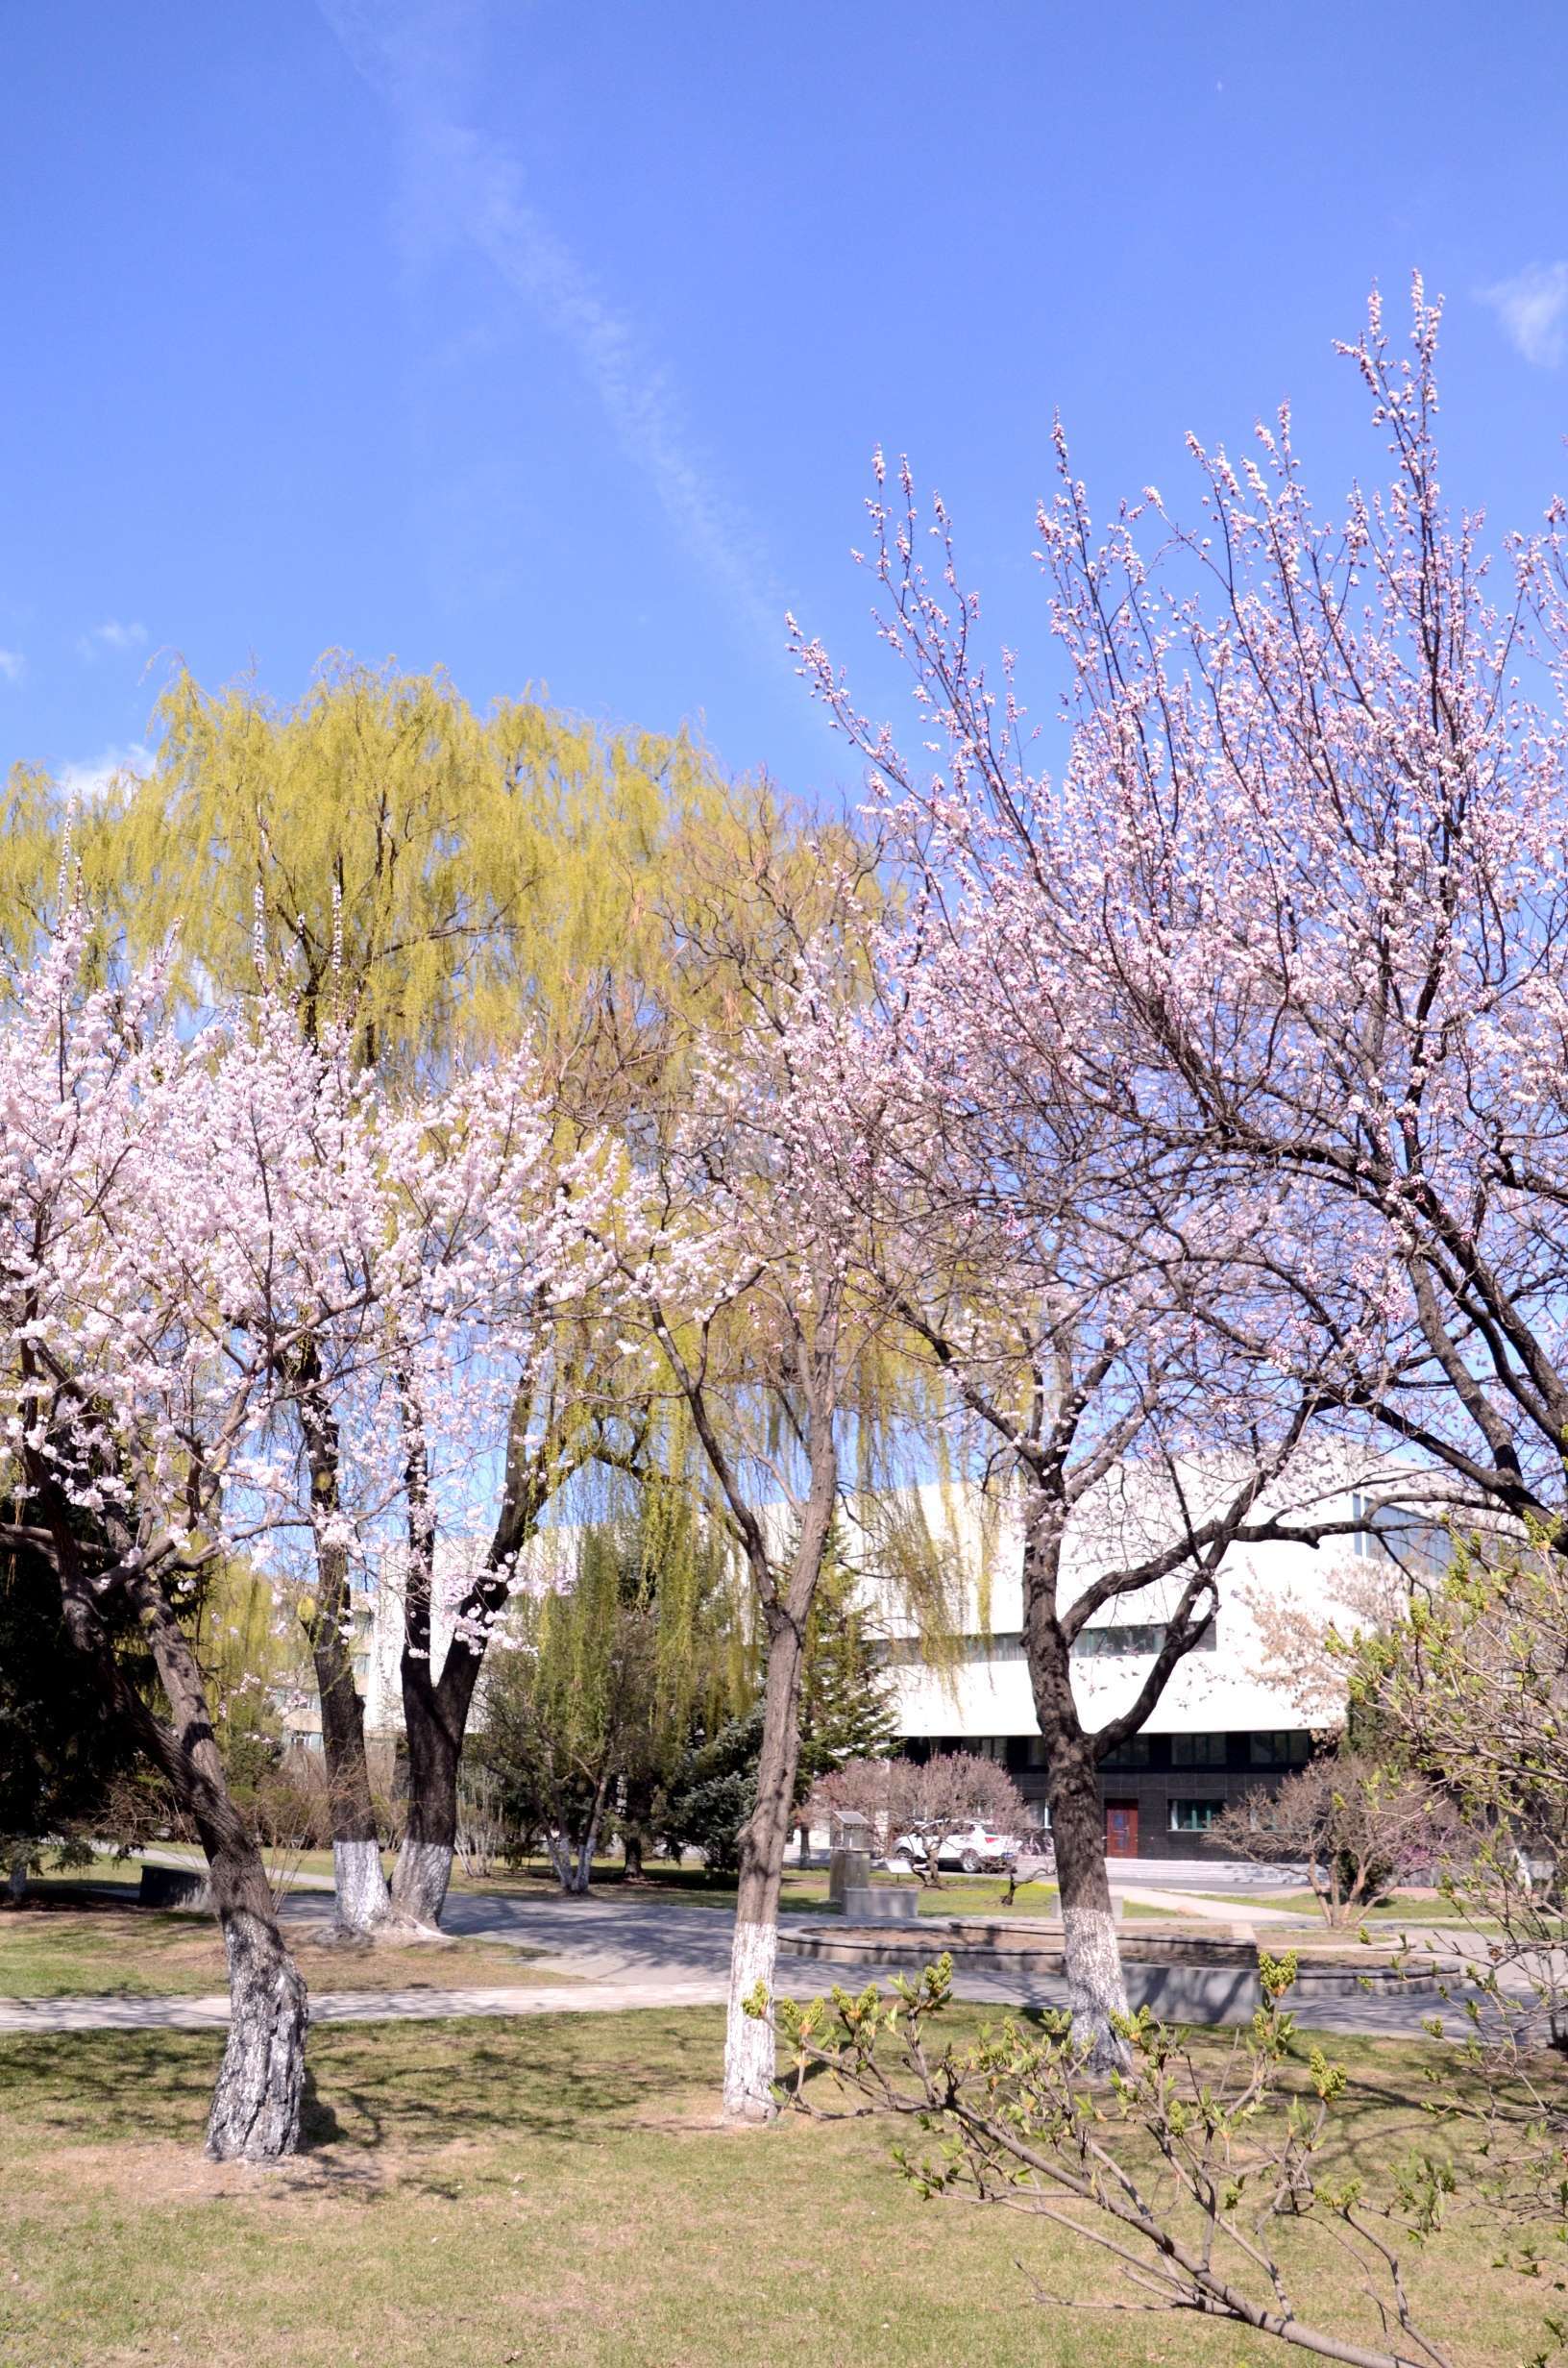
[0,924,616,1624]
[788,278,1568,1546]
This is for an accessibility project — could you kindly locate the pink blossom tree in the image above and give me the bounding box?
[786,411,1402,2063]
[0,907,613,2147]
[784,991,1357,2063]
[807,1750,1029,1887]
[806,281,1568,1558]
[0,930,319,2157]
[1012,283,1568,1571]
[172,974,625,1936]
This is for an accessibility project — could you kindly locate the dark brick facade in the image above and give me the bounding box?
[904,1729,1315,1860]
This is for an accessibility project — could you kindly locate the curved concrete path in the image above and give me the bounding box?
[0,1883,1504,2042]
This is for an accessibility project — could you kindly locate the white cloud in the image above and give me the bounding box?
[1481,262,1568,368]
[56,741,152,805]
[318,1,788,670]
[77,618,149,661]
[0,649,23,684]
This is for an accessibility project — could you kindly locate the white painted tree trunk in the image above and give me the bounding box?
[392,1838,453,1930]
[1062,1903,1131,2071]
[723,1915,780,2121]
[331,1838,391,1935]
[543,1833,589,1895]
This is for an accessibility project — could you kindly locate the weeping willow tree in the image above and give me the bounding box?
[182,1558,303,1810]
[587,796,981,2119]
[474,1480,751,1892]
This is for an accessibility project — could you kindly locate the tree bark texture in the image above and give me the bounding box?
[43,1504,308,2159]
[390,1385,533,1930]
[391,1636,475,1928]
[723,1560,818,2118]
[620,1772,655,1882]
[1022,1515,1131,2073]
[300,1360,390,1935]
[204,1828,309,2161]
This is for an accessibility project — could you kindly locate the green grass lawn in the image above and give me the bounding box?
[36,1849,1183,1928]
[0,1904,557,1999]
[459,1864,1180,1920]
[1198,1888,1536,1930]
[0,2005,1545,2368]
[109,1848,1066,1917]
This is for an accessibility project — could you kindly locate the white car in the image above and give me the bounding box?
[886,1819,1021,1875]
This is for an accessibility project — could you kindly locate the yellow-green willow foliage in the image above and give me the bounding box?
[497,1481,754,1813]
[0,763,128,974]
[7,654,880,1096]
[107,657,748,1073]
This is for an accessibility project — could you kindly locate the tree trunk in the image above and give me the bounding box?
[621,1771,655,1882]
[543,1826,592,1894]
[310,1626,386,1934]
[204,1827,309,2162]
[392,1645,476,1929]
[301,1366,390,1937]
[9,1847,29,1902]
[1022,1511,1130,2074]
[45,1508,308,2160]
[1045,1729,1130,2072]
[724,1607,808,2121]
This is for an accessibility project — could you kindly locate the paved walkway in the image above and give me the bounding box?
[0,1978,730,2035]
[1,1881,1497,2043]
[1122,1886,1306,1926]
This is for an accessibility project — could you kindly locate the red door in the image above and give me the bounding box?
[1105,1800,1139,1858]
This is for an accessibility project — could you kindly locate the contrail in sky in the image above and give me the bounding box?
[319,0,789,669]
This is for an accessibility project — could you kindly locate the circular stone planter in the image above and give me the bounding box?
[786,1919,1439,2019]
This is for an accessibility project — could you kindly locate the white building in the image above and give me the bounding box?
[298,1463,1430,1862]
[843,1471,1422,1861]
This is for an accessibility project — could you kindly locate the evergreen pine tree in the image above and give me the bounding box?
[796,1519,898,1789]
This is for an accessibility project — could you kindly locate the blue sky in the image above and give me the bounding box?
[5,2,1568,807]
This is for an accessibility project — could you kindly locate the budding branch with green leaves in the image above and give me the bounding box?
[755,1954,1466,2368]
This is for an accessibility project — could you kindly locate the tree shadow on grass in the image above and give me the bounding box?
[298,2065,344,2151]
[0,2010,732,2171]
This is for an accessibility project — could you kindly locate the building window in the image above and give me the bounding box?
[1352,1493,1455,1578]
[970,1632,1026,1662]
[1074,1617,1216,1660]
[1249,1731,1311,1769]
[1100,1735,1153,1771]
[1169,1799,1221,1833]
[1075,1623,1162,1659]
[1171,1733,1227,1767]
[872,1632,1028,1667]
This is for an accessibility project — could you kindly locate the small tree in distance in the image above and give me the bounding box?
[661,1704,764,1879]
[1211,1756,1461,1927]
[808,1751,1029,1887]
